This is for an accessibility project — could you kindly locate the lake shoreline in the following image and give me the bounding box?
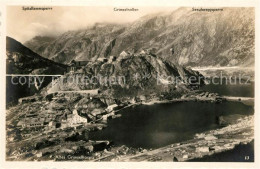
[110,94,254,116]
[89,93,254,162]
[92,115,254,162]
[6,88,254,161]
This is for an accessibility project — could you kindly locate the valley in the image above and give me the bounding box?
[5,7,255,162]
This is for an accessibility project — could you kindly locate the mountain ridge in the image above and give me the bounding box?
[24,7,255,67]
[7,36,67,74]
[6,36,68,105]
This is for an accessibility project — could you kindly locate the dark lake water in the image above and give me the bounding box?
[90,101,254,149]
[200,78,254,97]
[90,81,254,149]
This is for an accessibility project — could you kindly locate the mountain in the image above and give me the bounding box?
[22,36,56,57]
[25,24,126,64]
[6,37,67,105]
[6,36,67,74]
[24,7,254,67]
[44,51,204,98]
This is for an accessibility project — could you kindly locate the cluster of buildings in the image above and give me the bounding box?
[16,97,90,134]
[66,51,134,73]
[15,52,143,136]
[16,94,122,135]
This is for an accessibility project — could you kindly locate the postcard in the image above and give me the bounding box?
[0,0,259,168]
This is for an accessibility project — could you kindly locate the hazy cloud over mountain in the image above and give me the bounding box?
[7,6,176,43]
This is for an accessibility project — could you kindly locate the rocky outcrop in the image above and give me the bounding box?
[44,52,205,98]
[216,114,246,126]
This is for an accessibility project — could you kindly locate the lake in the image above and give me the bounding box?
[90,101,253,149]
[200,78,254,97]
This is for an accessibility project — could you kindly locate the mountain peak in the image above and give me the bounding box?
[24,7,254,67]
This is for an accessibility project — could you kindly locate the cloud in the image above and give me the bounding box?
[7,6,176,43]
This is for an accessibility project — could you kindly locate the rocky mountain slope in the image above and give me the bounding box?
[44,51,204,98]
[25,7,254,67]
[6,37,67,105]
[22,36,56,58]
[7,36,67,74]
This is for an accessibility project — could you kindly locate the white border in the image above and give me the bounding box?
[0,0,259,169]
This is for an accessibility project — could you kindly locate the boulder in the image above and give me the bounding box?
[36,152,42,158]
[84,145,94,152]
[182,154,189,159]
[204,135,217,141]
[195,133,205,139]
[196,147,209,153]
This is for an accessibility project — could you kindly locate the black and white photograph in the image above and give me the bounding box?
[3,5,256,164]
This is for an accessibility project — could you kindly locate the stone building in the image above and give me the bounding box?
[67,60,89,72]
[64,109,88,127]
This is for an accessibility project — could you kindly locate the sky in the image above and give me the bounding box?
[7,6,176,43]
